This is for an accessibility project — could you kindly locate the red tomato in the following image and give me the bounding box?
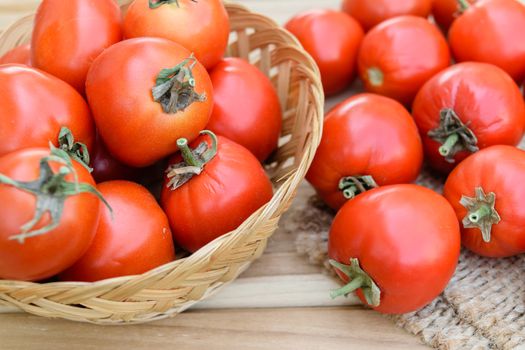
[412,62,525,173]
[0,44,31,66]
[357,16,450,106]
[91,133,139,183]
[207,58,282,162]
[306,94,423,210]
[161,132,273,252]
[342,0,432,31]
[123,0,229,69]
[60,181,175,282]
[285,10,364,96]
[31,0,122,93]
[449,0,525,82]
[432,0,476,31]
[0,65,95,159]
[0,148,103,281]
[444,146,525,258]
[329,184,460,314]
[86,38,214,168]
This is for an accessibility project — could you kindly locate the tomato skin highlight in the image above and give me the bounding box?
[449,0,525,82]
[306,93,423,210]
[59,181,175,282]
[207,58,282,162]
[31,0,122,93]
[412,62,525,174]
[0,44,31,66]
[444,146,525,258]
[285,10,364,96]
[0,64,95,159]
[342,0,432,31]
[161,135,273,253]
[123,0,229,69]
[86,38,214,168]
[0,148,101,282]
[329,184,460,314]
[357,16,450,106]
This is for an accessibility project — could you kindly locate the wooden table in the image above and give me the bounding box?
[0,1,427,349]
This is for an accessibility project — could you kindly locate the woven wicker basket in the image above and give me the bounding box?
[0,1,323,324]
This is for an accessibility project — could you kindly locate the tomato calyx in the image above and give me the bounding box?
[366,67,384,87]
[460,187,501,243]
[339,175,378,200]
[428,108,479,163]
[152,54,207,114]
[0,145,111,244]
[457,0,470,13]
[166,130,218,190]
[57,126,92,173]
[329,258,381,307]
[149,0,197,9]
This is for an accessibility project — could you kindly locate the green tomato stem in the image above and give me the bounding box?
[367,67,384,87]
[457,0,470,12]
[439,133,459,157]
[468,205,492,224]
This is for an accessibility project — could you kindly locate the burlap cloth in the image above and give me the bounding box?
[288,139,525,350]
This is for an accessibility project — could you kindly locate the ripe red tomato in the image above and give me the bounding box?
[0,148,103,281]
[432,0,476,31]
[444,146,525,258]
[412,62,525,173]
[86,38,213,168]
[342,0,432,31]
[357,16,450,106]
[0,44,31,66]
[449,0,525,82]
[161,132,273,253]
[306,94,423,210]
[123,0,229,69]
[0,65,95,159]
[207,58,282,162]
[329,184,460,314]
[59,181,175,282]
[285,10,364,96]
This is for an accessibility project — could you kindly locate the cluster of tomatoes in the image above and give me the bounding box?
[286,0,525,314]
[0,0,283,283]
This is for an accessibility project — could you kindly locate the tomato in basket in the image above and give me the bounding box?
[432,0,476,32]
[412,62,525,174]
[123,0,229,69]
[0,44,31,66]
[161,131,274,253]
[329,184,460,314]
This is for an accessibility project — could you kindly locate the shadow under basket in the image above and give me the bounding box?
[0,1,324,324]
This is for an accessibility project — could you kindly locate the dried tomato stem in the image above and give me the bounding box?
[460,187,501,243]
[469,205,492,224]
[439,133,459,157]
[149,0,196,9]
[177,138,203,168]
[367,67,384,87]
[57,126,92,172]
[339,175,378,200]
[457,0,470,12]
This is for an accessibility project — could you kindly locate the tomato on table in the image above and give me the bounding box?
[161,131,273,253]
[0,65,95,159]
[207,58,282,162]
[412,62,525,173]
[449,0,525,82]
[285,10,364,96]
[444,146,525,258]
[342,0,432,31]
[0,44,31,66]
[357,16,450,106]
[86,38,214,168]
[329,184,460,314]
[0,147,107,281]
[31,0,122,93]
[123,0,229,69]
[432,0,476,32]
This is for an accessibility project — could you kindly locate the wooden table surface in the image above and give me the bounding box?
[0,1,427,349]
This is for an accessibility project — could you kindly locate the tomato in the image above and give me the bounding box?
[342,0,432,31]
[284,10,364,96]
[59,181,175,282]
[86,38,213,168]
[329,184,460,314]
[432,0,476,32]
[31,0,122,93]
[161,131,273,253]
[0,147,105,281]
[306,94,422,210]
[357,16,450,106]
[444,146,525,258]
[412,62,525,174]
[91,133,138,183]
[207,58,282,162]
[123,0,229,69]
[449,0,525,82]
[0,44,31,66]
[0,65,95,159]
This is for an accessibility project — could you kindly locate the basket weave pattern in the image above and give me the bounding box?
[0,1,324,324]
